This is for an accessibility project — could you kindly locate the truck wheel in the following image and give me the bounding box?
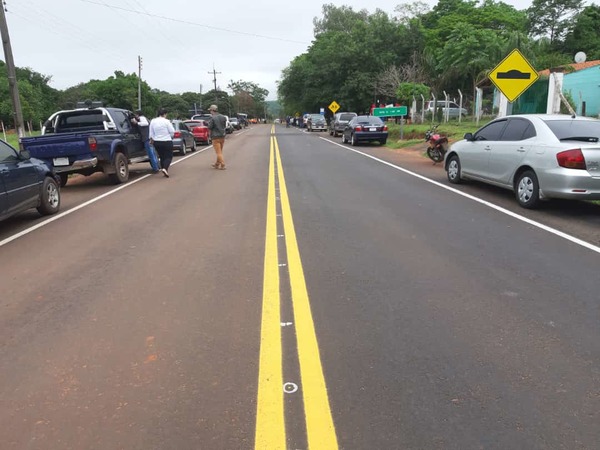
[58,173,69,187]
[108,152,129,184]
[37,176,60,215]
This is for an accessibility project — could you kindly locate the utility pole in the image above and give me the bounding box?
[208,64,221,103]
[0,2,25,140]
[138,56,142,110]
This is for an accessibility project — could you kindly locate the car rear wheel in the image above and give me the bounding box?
[191,140,197,152]
[342,133,347,144]
[351,133,358,146]
[37,176,60,215]
[380,139,387,145]
[180,142,187,156]
[447,155,462,184]
[516,170,540,209]
[108,152,129,184]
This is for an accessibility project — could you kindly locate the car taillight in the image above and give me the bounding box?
[383,125,388,131]
[354,126,363,131]
[88,136,97,151]
[174,131,181,138]
[557,149,586,169]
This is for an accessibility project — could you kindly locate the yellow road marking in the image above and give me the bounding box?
[255,135,286,449]
[274,137,339,449]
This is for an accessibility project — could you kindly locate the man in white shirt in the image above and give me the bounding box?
[149,108,175,177]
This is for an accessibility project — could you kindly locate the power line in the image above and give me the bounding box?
[79,0,309,45]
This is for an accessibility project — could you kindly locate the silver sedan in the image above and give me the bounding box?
[444,114,600,208]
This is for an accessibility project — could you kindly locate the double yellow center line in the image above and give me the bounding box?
[255,129,338,449]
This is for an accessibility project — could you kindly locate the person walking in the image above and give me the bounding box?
[207,104,227,170]
[131,109,160,172]
[149,108,175,178]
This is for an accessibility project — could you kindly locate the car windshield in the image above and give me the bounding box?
[544,119,600,141]
[356,116,383,126]
[339,114,356,121]
[311,115,323,120]
[185,121,205,128]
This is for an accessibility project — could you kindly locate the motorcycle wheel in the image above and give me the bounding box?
[427,146,444,163]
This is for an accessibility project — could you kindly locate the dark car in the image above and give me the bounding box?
[341,115,388,145]
[171,120,197,155]
[328,112,357,137]
[0,139,60,222]
[306,114,327,132]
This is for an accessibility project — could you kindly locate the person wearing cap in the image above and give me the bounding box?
[149,108,175,178]
[131,109,160,172]
[207,104,227,170]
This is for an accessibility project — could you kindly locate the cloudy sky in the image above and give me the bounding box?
[7,0,532,100]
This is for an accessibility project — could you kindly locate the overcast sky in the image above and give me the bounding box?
[7,0,532,100]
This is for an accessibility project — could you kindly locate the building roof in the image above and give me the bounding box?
[538,60,600,76]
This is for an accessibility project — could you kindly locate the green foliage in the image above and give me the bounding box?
[396,83,429,105]
[562,5,600,59]
[527,0,583,44]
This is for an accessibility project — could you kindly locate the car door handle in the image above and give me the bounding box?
[517,148,526,152]
[485,146,492,151]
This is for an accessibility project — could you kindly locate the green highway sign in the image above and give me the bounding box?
[373,106,407,117]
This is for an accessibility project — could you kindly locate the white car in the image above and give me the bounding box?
[445,114,600,208]
[425,100,467,118]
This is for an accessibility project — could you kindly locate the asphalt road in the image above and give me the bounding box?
[1,124,599,449]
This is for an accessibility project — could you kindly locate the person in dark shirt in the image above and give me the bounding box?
[132,109,160,172]
[207,105,228,170]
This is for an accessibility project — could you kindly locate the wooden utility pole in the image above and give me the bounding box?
[0,3,25,140]
[208,65,221,102]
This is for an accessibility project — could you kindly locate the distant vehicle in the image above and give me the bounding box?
[0,139,60,222]
[230,117,242,130]
[183,120,211,145]
[223,115,234,134]
[425,101,467,118]
[341,115,388,146]
[171,120,197,155]
[328,112,357,137]
[445,114,600,208]
[307,114,327,132]
[20,106,147,185]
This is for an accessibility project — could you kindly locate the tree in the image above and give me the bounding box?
[527,0,583,44]
[396,82,430,106]
[562,5,600,60]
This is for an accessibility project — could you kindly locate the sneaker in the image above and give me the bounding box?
[218,165,226,170]
[162,168,169,178]
[211,163,220,169]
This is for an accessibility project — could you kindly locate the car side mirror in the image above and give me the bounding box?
[464,132,474,141]
[19,150,31,159]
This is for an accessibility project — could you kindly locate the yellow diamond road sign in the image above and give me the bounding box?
[328,101,340,114]
[489,49,539,103]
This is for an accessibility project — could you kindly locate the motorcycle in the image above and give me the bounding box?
[425,125,449,163]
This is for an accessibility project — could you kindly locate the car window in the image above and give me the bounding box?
[501,118,536,141]
[310,114,322,120]
[475,120,507,141]
[339,113,356,121]
[0,140,18,162]
[544,120,600,141]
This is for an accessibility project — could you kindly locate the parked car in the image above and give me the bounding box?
[307,114,327,132]
[0,139,60,222]
[445,114,600,208]
[328,112,357,136]
[183,120,211,145]
[425,101,467,118]
[341,115,388,145]
[171,120,197,155]
[230,117,242,130]
[191,114,212,122]
[20,106,147,185]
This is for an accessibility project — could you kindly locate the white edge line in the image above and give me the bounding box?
[320,136,600,255]
[0,145,215,248]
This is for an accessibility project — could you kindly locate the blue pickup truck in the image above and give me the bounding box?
[20,107,148,186]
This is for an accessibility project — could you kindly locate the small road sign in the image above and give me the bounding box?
[328,101,340,114]
[489,49,539,103]
[373,106,407,117]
